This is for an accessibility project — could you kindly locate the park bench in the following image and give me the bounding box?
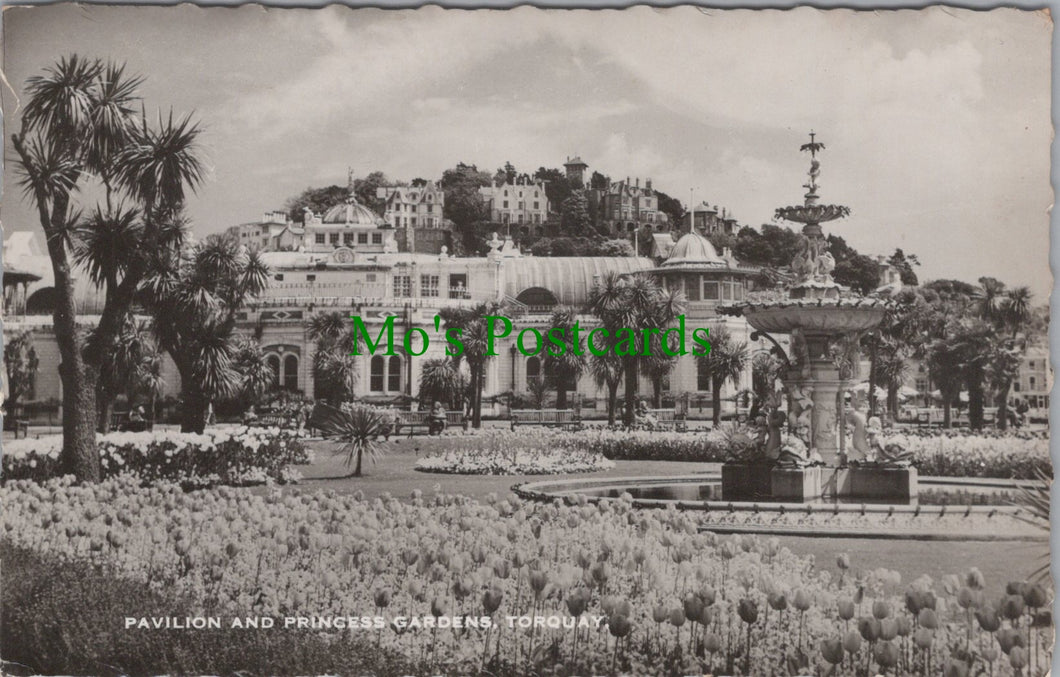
[12,418,29,438]
[394,410,467,437]
[643,408,688,432]
[510,409,580,431]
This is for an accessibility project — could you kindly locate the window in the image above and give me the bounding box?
[697,359,711,392]
[372,233,382,244]
[533,201,539,210]
[267,355,281,387]
[449,274,468,299]
[702,281,720,300]
[427,204,433,213]
[329,233,339,245]
[283,355,298,391]
[411,217,417,227]
[306,274,316,282]
[387,356,402,392]
[393,275,411,297]
[1029,376,1037,389]
[366,273,377,282]
[370,356,385,391]
[503,200,509,209]
[315,234,325,245]
[358,233,368,244]
[1014,382,1022,392]
[344,233,354,245]
[274,273,285,282]
[526,356,541,384]
[686,276,700,301]
[420,274,439,297]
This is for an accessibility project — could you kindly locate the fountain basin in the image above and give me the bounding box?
[739,303,887,334]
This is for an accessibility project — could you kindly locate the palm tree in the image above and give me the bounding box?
[993,286,1033,430]
[313,403,389,477]
[232,338,276,414]
[695,327,749,426]
[542,306,586,409]
[587,273,684,425]
[418,358,467,410]
[91,317,154,432]
[926,335,964,428]
[438,302,502,428]
[589,351,624,426]
[307,311,359,405]
[11,55,203,481]
[140,235,269,432]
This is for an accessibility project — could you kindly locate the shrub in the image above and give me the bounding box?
[2,427,310,487]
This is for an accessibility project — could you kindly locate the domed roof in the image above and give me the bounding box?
[322,196,385,225]
[662,230,725,268]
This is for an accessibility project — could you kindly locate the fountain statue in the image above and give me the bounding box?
[719,133,915,503]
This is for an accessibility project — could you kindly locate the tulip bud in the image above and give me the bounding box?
[608,614,632,638]
[913,627,934,649]
[1009,646,1028,670]
[996,627,1025,655]
[768,592,788,612]
[683,594,704,622]
[669,607,686,627]
[957,587,980,609]
[879,618,898,641]
[874,640,899,668]
[652,605,669,624]
[917,608,939,630]
[965,567,985,590]
[895,615,913,637]
[872,600,892,619]
[483,587,503,615]
[842,630,862,654]
[975,605,1001,632]
[943,658,970,677]
[430,597,446,617]
[858,616,880,642]
[700,585,716,606]
[820,638,844,665]
[1022,583,1049,608]
[1006,581,1027,597]
[793,589,812,612]
[738,598,758,624]
[836,553,851,570]
[1000,594,1025,620]
[703,633,723,653]
[374,588,391,608]
[837,598,855,620]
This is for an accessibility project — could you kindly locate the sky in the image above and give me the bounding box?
[2,5,1053,296]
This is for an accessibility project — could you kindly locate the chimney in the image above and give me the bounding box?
[646,179,652,190]
[636,177,640,188]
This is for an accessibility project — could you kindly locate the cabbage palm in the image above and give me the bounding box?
[313,403,389,477]
[589,351,624,426]
[542,306,586,409]
[307,311,359,405]
[695,326,749,426]
[418,358,466,411]
[11,55,203,480]
[232,338,276,412]
[140,235,269,432]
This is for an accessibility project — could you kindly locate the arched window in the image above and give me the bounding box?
[387,355,402,393]
[370,356,385,391]
[267,355,281,388]
[283,355,299,391]
[526,356,541,384]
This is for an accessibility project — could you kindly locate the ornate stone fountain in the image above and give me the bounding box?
[720,133,912,503]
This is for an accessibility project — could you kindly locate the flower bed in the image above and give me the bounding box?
[415,447,613,475]
[2,477,1050,676]
[2,427,311,487]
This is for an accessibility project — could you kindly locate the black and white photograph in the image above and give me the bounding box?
[0,5,1054,676]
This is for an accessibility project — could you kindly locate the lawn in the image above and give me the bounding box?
[285,434,1047,599]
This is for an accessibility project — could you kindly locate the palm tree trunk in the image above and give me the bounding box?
[472,367,483,429]
[607,383,619,426]
[651,377,663,409]
[868,340,878,418]
[556,384,568,410]
[623,358,638,426]
[997,380,1012,431]
[180,382,209,434]
[943,400,952,428]
[712,376,723,427]
[967,370,985,431]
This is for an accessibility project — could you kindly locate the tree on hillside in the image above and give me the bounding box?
[889,249,920,286]
[833,253,881,295]
[140,235,270,432]
[12,55,204,481]
[654,190,685,229]
[440,163,491,229]
[352,171,389,216]
[285,185,348,223]
[734,224,803,268]
[534,167,574,213]
[560,190,594,236]
[589,171,610,192]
